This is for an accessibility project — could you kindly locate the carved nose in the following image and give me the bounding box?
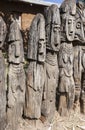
[39,51,43,55]
[70,31,73,34]
[69,31,73,35]
[74,35,77,38]
[54,43,58,47]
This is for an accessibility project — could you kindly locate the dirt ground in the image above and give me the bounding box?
[18,106,85,130]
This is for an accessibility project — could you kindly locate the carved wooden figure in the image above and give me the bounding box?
[73,0,85,110]
[7,13,25,130]
[41,4,60,122]
[24,13,46,119]
[78,0,85,114]
[58,0,76,116]
[0,13,7,130]
[72,0,85,113]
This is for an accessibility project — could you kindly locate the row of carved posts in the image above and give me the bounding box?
[0,0,85,130]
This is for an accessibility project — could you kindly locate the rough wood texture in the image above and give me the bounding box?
[0,1,85,129]
[58,0,76,116]
[7,14,25,130]
[73,0,85,113]
[24,13,46,119]
[58,43,75,115]
[0,15,7,130]
[41,4,60,122]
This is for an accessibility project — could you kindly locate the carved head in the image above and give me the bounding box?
[27,13,46,63]
[60,0,76,42]
[74,16,85,42]
[66,15,75,41]
[45,4,61,52]
[74,1,85,43]
[8,20,24,64]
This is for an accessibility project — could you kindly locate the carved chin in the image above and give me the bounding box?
[50,43,59,52]
[67,35,74,41]
[38,54,45,62]
[74,36,80,41]
[74,35,85,43]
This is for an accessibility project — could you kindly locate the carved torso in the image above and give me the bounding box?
[46,51,58,66]
[59,42,73,77]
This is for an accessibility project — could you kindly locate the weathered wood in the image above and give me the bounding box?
[73,0,85,113]
[0,15,7,130]
[24,13,46,119]
[7,13,25,130]
[41,4,60,122]
[58,0,76,116]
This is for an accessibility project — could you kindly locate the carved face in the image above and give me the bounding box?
[9,42,20,63]
[45,4,61,52]
[74,18,85,42]
[66,15,75,41]
[50,23,60,51]
[38,38,46,62]
[9,41,24,64]
[27,14,46,63]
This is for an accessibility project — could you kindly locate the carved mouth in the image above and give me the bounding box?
[55,45,58,47]
[74,34,85,41]
[39,52,43,55]
[54,43,58,47]
[74,35,78,39]
[69,33,73,36]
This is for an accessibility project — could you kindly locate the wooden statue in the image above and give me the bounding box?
[73,0,85,112]
[58,0,76,116]
[7,13,25,130]
[41,4,60,122]
[24,13,46,119]
[0,13,7,130]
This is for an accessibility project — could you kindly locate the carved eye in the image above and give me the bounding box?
[76,22,81,29]
[68,19,72,24]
